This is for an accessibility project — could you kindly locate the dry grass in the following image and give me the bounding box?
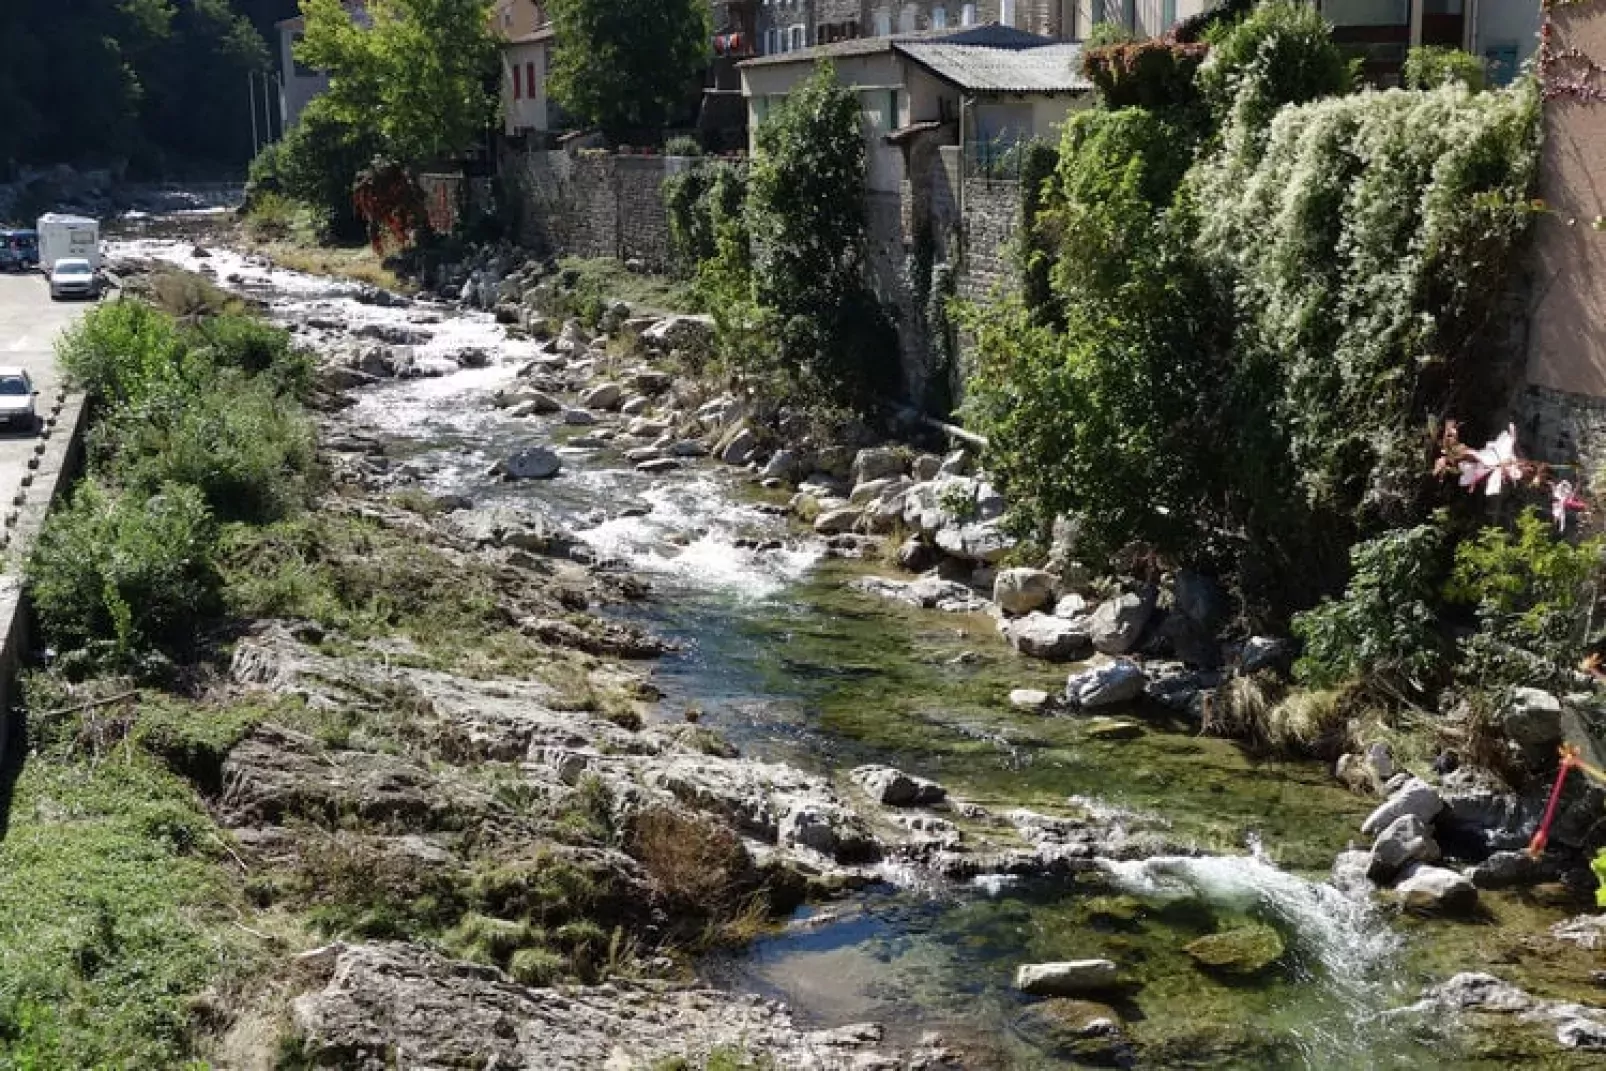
[630,807,751,912]
[262,242,410,292]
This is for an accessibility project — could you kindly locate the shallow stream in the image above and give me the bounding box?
[108,235,1599,1069]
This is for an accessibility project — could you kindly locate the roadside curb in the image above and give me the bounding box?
[0,389,90,752]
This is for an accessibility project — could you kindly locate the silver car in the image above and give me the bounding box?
[0,368,38,431]
[48,259,98,300]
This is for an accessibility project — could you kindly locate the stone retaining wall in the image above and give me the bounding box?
[506,149,685,273]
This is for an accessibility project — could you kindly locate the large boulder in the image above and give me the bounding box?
[1395,864,1478,915]
[762,449,802,482]
[717,425,759,466]
[1015,960,1122,997]
[1003,613,1093,662]
[852,447,905,484]
[1065,661,1147,710]
[1503,688,1563,750]
[994,568,1057,616]
[850,765,946,807]
[777,798,878,864]
[1089,590,1156,656]
[934,521,1013,564]
[449,507,577,559]
[491,446,562,480]
[814,506,864,535]
[579,382,622,410]
[1437,766,1525,850]
[1360,777,1444,837]
[1367,814,1441,884]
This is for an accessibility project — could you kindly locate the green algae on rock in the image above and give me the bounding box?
[1183,924,1287,977]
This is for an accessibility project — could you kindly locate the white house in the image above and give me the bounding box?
[276,16,331,131]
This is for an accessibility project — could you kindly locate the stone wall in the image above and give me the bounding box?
[506,149,681,272]
[959,176,1020,304]
[1518,4,1606,474]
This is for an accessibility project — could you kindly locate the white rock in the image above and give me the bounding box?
[1066,661,1147,710]
[1014,960,1120,996]
[1395,864,1478,914]
[1360,777,1444,837]
[492,447,561,480]
[994,568,1057,616]
[1009,688,1053,712]
[1003,613,1093,662]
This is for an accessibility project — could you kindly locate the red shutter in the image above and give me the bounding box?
[513,63,522,100]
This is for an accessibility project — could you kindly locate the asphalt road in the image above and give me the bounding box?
[0,270,88,524]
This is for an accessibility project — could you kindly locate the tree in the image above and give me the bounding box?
[744,61,895,408]
[547,0,710,140]
[296,0,499,167]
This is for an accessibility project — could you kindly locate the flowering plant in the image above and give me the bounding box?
[1434,421,1590,531]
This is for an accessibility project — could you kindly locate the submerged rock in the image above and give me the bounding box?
[1015,960,1122,997]
[1183,924,1285,977]
[850,765,947,807]
[1084,717,1144,741]
[1011,1000,1128,1063]
[848,575,988,614]
[491,447,562,481]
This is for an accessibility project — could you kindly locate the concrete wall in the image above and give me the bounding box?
[507,149,683,271]
[1519,5,1606,473]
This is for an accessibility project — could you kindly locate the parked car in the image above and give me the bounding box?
[48,258,98,300]
[0,368,38,431]
[0,230,37,272]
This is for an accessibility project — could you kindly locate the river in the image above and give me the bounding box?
[106,233,1597,1069]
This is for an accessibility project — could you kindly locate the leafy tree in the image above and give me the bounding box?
[743,62,896,407]
[1198,0,1350,141]
[267,96,386,241]
[1404,46,1487,92]
[297,0,499,167]
[547,0,710,140]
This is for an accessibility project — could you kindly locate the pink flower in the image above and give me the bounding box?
[1459,425,1524,495]
[1553,480,1588,532]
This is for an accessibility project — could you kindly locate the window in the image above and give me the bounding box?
[1163,0,1176,28]
[932,6,946,29]
[961,4,976,27]
[875,10,891,35]
[1484,43,1519,86]
[791,24,804,50]
[1001,0,1016,27]
[765,28,777,54]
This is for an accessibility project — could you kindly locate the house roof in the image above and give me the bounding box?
[506,25,556,45]
[895,41,1091,93]
[739,23,1052,68]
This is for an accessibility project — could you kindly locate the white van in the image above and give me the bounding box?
[36,214,101,273]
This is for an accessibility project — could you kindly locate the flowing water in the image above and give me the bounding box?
[107,237,1596,1069]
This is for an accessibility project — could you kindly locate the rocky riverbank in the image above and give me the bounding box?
[87,236,1606,1066]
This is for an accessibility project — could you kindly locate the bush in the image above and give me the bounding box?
[102,373,316,525]
[274,97,384,243]
[965,108,1226,562]
[664,135,703,157]
[1292,524,1448,694]
[1197,0,1351,138]
[57,301,185,407]
[1195,82,1541,533]
[29,481,221,657]
[184,312,317,400]
[1445,512,1605,683]
[1405,46,1487,92]
[1082,38,1209,110]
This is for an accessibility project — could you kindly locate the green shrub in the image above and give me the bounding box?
[184,312,317,400]
[965,107,1225,562]
[274,97,384,243]
[29,481,221,658]
[1194,82,1541,533]
[102,373,316,525]
[1404,46,1487,92]
[507,946,565,986]
[664,135,703,157]
[1445,512,1604,684]
[1292,524,1448,694]
[1197,0,1351,138]
[57,301,186,407]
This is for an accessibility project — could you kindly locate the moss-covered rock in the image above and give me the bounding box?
[1183,923,1285,977]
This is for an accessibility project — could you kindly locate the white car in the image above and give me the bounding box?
[0,368,38,431]
[48,258,98,301]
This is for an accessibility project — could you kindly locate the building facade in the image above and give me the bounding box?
[1316,0,1540,85]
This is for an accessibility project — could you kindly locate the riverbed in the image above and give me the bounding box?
[106,234,1601,1069]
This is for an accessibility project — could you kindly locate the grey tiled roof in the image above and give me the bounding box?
[739,23,1052,68]
[895,41,1091,93]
